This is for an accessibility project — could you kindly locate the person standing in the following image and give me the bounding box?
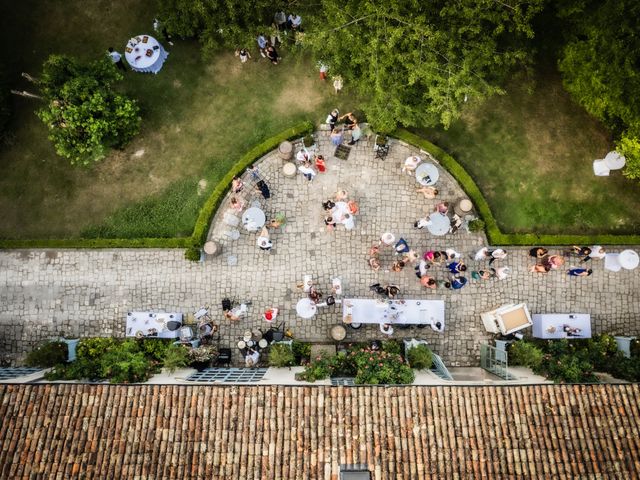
[326,109,339,132]
[107,47,126,72]
[266,45,279,65]
[274,11,287,31]
[257,33,268,58]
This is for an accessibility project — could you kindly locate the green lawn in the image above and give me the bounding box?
[0,0,354,239]
[1,2,638,239]
[416,68,640,235]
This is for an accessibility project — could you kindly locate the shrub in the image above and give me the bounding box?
[382,340,402,356]
[298,353,337,382]
[407,345,433,370]
[609,357,640,382]
[184,246,201,262]
[351,347,414,385]
[468,219,485,232]
[269,344,295,368]
[509,342,544,370]
[162,344,189,373]
[138,338,173,364]
[100,340,154,384]
[188,345,218,364]
[544,355,597,384]
[77,337,118,361]
[630,338,640,358]
[291,341,311,364]
[25,341,68,368]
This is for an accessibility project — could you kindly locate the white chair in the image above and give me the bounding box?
[380,323,394,336]
[223,212,240,226]
[604,253,621,272]
[303,275,313,293]
[224,229,240,240]
[593,159,610,176]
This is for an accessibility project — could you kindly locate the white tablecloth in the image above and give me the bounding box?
[426,212,450,236]
[532,314,591,339]
[415,163,439,186]
[331,201,355,229]
[242,207,266,231]
[342,299,445,327]
[125,35,168,73]
[604,151,626,170]
[296,298,317,319]
[126,312,183,338]
[619,250,639,270]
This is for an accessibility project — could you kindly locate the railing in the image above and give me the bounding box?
[480,344,515,380]
[431,353,453,380]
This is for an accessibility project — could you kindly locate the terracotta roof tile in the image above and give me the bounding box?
[1,384,640,479]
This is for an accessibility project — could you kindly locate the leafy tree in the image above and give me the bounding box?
[557,0,640,182]
[304,0,544,131]
[36,55,140,166]
[156,0,293,51]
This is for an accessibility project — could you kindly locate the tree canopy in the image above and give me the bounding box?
[304,0,544,132]
[557,0,640,181]
[37,55,141,166]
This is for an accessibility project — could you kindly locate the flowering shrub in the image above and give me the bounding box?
[298,345,414,385]
[188,345,218,363]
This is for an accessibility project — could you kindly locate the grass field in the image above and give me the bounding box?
[417,67,640,235]
[0,0,354,239]
[1,1,638,239]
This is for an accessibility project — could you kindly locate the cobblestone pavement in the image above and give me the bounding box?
[1,131,639,366]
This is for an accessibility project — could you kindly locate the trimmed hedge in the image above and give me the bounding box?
[393,129,640,246]
[0,121,313,250]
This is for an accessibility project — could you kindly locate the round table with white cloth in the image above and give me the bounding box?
[604,151,626,170]
[125,35,169,74]
[415,163,440,186]
[296,298,317,319]
[242,207,266,231]
[619,250,639,270]
[426,212,450,236]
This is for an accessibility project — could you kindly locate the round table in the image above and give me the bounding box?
[426,212,450,236]
[242,207,266,231]
[203,241,221,256]
[124,35,169,74]
[381,232,396,246]
[278,141,293,160]
[619,250,639,270]
[330,325,347,341]
[283,162,297,177]
[604,151,626,170]
[454,199,473,216]
[415,163,439,186]
[332,201,353,227]
[296,298,317,319]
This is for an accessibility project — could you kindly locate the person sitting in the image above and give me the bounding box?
[324,215,336,231]
[587,245,606,261]
[385,284,400,298]
[266,45,279,64]
[488,248,507,265]
[402,155,422,174]
[445,249,461,260]
[236,48,251,63]
[529,247,548,259]
[435,202,449,215]
[298,161,317,181]
[450,276,468,289]
[416,186,438,199]
[224,303,248,321]
[415,259,429,278]
[414,217,431,229]
[322,199,336,211]
[256,227,273,251]
[347,200,359,214]
[420,276,437,289]
[542,254,564,269]
[529,263,551,273]
[380,323,394,336]
[335,190,348,201]
[308,286,322,303]
[491,266,510,279]
[423,250,439,263]
[448,261,467,274]
[269,213,286,229]
[255,179,271,199]
[263,307,279,322]
[296,149,311,163]
[229,196,245,212]
[402,250,419,264]
[391,260,405,272]
[368,244,380,257]
[474,247,490,261]
[471,270,493,280]
[231,177,244,193]
[245,348,260,367]
[394,238,410,254]
[431,321,444,332]
[315,154,326,172]
[368,257,381,271]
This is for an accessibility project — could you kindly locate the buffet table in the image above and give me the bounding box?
[124,35,168,73]
[126,311,183,338]
[342,299,445,328]
[532,313,591,339]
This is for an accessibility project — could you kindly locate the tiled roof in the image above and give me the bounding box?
[1,384,639,479]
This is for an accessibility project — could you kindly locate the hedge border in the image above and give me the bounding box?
[0,121,314,250]
[393,128,640,246]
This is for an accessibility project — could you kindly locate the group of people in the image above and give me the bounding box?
[295,147,325,182]
[529,245,605,276]
[322,190,359,231]
[236,11,304,65]
[326,109,362,146]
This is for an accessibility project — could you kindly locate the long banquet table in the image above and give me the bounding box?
[342,299,445,328]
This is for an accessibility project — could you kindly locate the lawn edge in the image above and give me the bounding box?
[393,128,640,246]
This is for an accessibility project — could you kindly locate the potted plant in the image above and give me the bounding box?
[268,343,295,368]
[188,345,218,371]
[303,134,315,148]
[163,344,189,373]
[407,344,434,370]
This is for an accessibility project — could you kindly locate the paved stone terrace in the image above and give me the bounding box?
[1,131,639,366]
